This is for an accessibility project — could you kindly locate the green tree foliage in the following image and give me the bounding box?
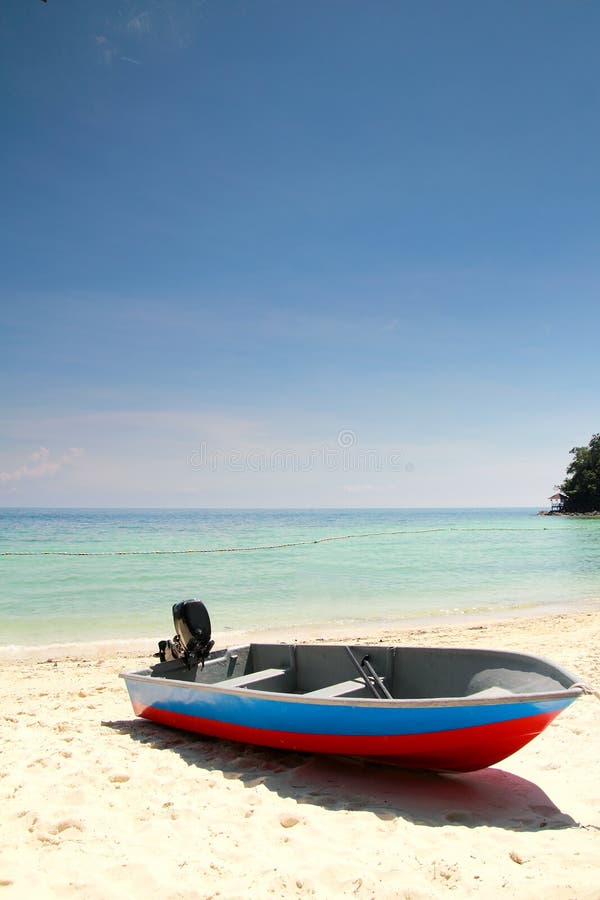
[561,433,600,513]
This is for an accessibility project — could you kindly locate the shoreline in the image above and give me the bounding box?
[3,603,600,665]
[539,510,600,517]
[3,599,599,661]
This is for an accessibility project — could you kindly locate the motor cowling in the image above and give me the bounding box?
[156,599,214,668]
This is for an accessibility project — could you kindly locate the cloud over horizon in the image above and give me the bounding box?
[0,447,84,484]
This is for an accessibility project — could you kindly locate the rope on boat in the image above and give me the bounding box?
[0,525,553,557]
[572,682,600,701]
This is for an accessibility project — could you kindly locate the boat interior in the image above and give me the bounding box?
[140,600,576,701]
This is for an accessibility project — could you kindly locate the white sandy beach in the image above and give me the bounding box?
[1,610,599,899]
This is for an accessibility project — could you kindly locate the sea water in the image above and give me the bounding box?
[0,508,599,646]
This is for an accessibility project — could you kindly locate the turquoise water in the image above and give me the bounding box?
[1,508,599,646]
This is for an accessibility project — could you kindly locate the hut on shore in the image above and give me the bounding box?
[548,491,567,512]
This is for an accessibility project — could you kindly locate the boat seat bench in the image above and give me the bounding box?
[211,671,375,699]
[303,679,369,699]
[213,667,290,690]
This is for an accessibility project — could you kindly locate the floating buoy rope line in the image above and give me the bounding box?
[0,525,552,557]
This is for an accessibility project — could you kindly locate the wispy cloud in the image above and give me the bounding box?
[126,10,152,36]
[0,447,83,484]
[94,0,204,67]
[95,34,117,67]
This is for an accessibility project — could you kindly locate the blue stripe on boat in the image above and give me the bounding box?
[128,680,573,735]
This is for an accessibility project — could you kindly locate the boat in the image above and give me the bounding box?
[120,600,587,773]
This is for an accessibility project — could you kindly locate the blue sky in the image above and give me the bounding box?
[1,0,599,507]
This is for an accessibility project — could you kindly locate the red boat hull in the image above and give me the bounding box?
[133,700,562,772]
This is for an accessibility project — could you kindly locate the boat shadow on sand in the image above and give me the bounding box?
[103,717,578,833]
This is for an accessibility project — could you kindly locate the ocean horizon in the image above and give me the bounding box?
[1,506,599,647]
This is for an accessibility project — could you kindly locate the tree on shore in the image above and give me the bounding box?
[561,433,600,513]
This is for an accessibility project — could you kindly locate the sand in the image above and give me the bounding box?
[1,610,599,899]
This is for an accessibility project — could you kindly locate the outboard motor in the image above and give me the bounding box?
[157,599,214,669]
